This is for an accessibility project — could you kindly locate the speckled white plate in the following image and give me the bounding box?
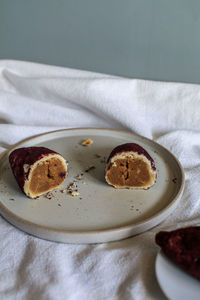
[0,128,184,244]
[156,252,200,300]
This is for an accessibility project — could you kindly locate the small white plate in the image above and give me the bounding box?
[0,128,184,243]
[156,252,200,300]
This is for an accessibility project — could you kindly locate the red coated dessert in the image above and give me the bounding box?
[9,147,68,198]
[155,227,200,280]
[105,143,156,189]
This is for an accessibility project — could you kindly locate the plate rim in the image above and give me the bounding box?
[0,128,185,237]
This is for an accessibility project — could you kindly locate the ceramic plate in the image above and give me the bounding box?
[0,128,184,243]
[156,252,200,300]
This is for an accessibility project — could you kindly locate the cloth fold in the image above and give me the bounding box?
[0,60,200,300]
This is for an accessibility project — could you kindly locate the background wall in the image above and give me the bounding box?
[1,0,200,83]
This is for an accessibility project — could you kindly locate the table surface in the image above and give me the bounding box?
[1,0,200,83]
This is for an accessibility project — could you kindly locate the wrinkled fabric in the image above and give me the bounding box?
[0,60,200,300]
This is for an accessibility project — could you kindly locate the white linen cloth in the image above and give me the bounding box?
[0,60,200,300]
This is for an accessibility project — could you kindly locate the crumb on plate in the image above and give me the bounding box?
[71,191,80,196]
[85,165,96,173]
[74,173,84,180]
[81,138,93,146]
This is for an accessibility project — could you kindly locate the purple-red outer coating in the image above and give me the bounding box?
[9,147,60,192]
[155,227,200,281]
[107,143,156,171]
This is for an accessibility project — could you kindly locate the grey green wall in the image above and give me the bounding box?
[1,0,200,83]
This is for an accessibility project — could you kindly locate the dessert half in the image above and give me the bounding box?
[105,143,156,189]
[155,227,200,281]
[9,147,68,198]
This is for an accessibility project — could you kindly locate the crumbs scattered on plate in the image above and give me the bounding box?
[60,182,80,197]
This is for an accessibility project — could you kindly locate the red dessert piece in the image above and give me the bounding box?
[105,143,156,189]
[9,147,68,198]
[155,227,200,280]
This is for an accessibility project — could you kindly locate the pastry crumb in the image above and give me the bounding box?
[71,191,80,196]
[85,165,96,173]
[74,173,84,180]
[44,192,52,199]
[172,177,177,183]
[60,189,66,193]
[81,138,93,146]
[67,182,77,191]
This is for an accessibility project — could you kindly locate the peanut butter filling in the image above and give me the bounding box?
[29,158,66,194]
[106,157,151,187]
